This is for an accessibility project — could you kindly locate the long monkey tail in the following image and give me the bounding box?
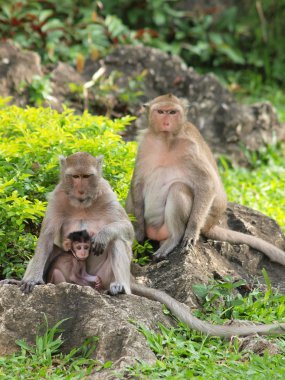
[204,225,285,266]
[131,283,285,338]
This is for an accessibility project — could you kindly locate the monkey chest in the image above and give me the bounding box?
[143,165,186,195]
[61,216,106,238]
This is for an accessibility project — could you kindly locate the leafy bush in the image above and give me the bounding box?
[2,0,285,87]
[0,98,136,279]
[102,1,285,86]
[0,0,136,64]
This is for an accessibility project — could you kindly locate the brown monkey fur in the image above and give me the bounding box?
[46,230,102,290]
[126,94,285,265]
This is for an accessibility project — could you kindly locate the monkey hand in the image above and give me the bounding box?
[91,231,108,256]
[20,279,45,293]
[93,275,103,291]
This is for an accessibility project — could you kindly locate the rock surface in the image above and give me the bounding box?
[0,283,173,369]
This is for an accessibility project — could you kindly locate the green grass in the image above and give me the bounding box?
[219,143,285,233]
[128,324,285,379]
[0,318,110,380]
[127,277,285,379]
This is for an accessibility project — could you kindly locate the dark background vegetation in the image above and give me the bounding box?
[1,0,285,91]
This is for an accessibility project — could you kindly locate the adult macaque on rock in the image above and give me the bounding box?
[6,152,134,294]
[46,229,102,290]
[126,94,285,264]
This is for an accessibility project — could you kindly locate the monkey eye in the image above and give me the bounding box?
[169,110,178,115]
[72,175,80,179]
[83,174,92,179]
[157,110,164,114]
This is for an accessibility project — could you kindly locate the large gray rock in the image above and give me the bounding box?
[0,283,173,370]
[84,45,284,163]
[0,42,43,106]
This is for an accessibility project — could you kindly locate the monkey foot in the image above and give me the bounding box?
[180,235,197,253]
[108,282,125,296]
[152,250,170,262]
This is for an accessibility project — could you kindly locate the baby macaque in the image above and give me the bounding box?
[46,230,102,290]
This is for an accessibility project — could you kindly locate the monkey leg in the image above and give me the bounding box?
[109,239,132,295]
[48,268,67,285]
[181,183,216,251]
[153,183,192,261]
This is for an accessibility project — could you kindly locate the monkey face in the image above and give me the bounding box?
[69,173,98,205]
[60,153,103,208]
[72,241,91,260]
[150,105,184,134]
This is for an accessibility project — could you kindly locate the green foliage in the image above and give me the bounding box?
[132,240,153,265]
[25,75,53,107]
[192,276,246,320]
[0,100,136,279]
[219,142,285,233]
[102,1,285,88]
[192,271,285,324]
[129,324,285,379]
[0,317,104,379]
[0,0,136,64]
[128,277,285,379]
[2,1,285,88]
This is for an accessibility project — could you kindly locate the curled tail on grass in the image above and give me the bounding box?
[131,283,285,338]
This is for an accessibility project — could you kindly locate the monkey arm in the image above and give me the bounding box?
[21,207,63,293]
[92,220,134,255]
[130,176,146,242]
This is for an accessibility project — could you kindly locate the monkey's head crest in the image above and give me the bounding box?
[144,94,189,111]
[59,152,104,176]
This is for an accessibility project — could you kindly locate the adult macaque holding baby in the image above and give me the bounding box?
[19,152,134,295]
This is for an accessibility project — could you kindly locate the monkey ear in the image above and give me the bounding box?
[143,102,150,109]
[63,238,71,251]
[95,155,104,174]
[59,155,66,167]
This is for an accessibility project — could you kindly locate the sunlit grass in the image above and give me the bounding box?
[219,143,285,232]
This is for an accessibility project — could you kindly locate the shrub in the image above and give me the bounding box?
[0,98,136,279]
